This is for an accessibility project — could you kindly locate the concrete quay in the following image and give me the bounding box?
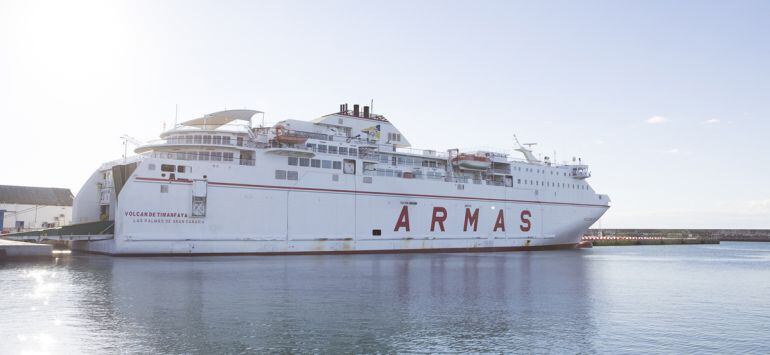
[583,228,770,246]
[0,239,53,259]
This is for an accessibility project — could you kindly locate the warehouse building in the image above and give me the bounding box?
[0,185,73,234]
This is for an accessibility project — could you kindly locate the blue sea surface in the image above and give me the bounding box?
[1,242,769,353]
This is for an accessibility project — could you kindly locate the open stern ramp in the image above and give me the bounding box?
[1,221,114,242]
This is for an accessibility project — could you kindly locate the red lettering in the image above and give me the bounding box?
[464,208,479,232]
[394,206,411,232]
[493,209,505,232]
[431,207,447,232]
[520,210,532,232]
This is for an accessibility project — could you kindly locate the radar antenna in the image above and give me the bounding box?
[121,134,144,162]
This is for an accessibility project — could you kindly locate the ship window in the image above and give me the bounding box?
[185,135,193,144]
[211,152,222,161]
[307,143,317,152]
[328,146,338,154]
[317,145,327,153]
[288,157,298,166]
[160,185,169,193]
[148,164,156,171]
[275,170,287,180]
[517,179,521,184]
[201,152,211,161]
[194,135,202,144]
[176,152,185,160]
[188,152,198,160]
[311,159,321,168]
[322,160,332,169]
[203,135,212,144]
[332,174,339,181]
[287,171,298,180]
[372,229,381,236]
[161,164,175,172]
[299,158,310,167]
[333,161,342,170]
[349,148,357,156]
[339,147,348,155]
[222,136,231,145]
[363,177,373,183]
[213,136,222,144]
[223,152,234,162]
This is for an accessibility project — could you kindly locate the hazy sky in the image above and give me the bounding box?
[1,0,768,228]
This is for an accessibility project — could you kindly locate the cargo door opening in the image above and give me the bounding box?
[192,180,207,217]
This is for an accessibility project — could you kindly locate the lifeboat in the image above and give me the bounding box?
[452,153,491,170]
[274,125,308,145]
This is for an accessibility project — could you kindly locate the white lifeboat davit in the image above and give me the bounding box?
[452,153,491,170]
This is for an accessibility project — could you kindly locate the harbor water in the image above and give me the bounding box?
[1,242,769,353]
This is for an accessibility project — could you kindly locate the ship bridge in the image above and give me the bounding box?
[134,110,263,166]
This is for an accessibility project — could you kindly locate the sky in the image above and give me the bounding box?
[1,0,769,228]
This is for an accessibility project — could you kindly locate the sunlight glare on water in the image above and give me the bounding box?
[1,242,769,353]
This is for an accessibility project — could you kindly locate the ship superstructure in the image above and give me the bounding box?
[71,104,609,255]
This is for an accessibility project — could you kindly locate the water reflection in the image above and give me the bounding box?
[54,251,595,353]
[4,244,770,353]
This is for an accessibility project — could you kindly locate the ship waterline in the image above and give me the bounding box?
[71,105,609,255]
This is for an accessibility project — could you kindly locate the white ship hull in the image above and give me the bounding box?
[72,158,608,255]
[71,107,609,255]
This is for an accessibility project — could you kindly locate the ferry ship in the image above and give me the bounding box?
[71,104,610,255]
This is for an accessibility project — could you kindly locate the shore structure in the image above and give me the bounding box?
[0,185,73,234]
[582,229,770,246]
[0,239,52,259]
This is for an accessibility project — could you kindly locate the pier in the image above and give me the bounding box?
[0,239,52,259]
[582,228,770,246]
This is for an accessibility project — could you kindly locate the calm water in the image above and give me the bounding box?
[1,242,769,354]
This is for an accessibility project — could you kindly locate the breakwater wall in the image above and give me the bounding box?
[585,229,770,242]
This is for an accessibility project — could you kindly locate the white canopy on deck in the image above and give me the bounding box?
[179,109,262,129]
